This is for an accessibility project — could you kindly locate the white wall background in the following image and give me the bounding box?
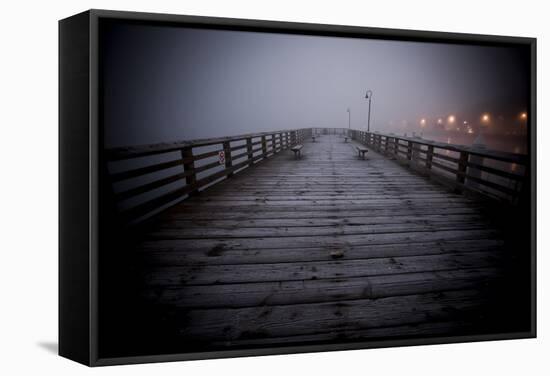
[0,0,547,374]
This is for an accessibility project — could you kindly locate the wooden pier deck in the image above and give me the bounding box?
[111,133,529,353]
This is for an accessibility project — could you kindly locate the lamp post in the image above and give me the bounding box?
[365,90,373,132]
[347,108,351,129]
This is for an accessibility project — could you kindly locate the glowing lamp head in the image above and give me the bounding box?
[448,115,456,124]
[520,112,527,120]
[481,114,490,123]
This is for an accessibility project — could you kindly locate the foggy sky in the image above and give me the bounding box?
[101,21,529,148]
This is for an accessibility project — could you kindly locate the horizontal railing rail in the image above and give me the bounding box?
[105,128,312,224]
[347,129,528,204]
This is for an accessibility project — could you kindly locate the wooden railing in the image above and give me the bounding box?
[105,126,528,225]
[348,129,529,204]
[106,128,312,224]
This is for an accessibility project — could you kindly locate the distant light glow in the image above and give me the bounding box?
[520,112,528,120]
[437,118,443,124]
[420,118,426,127]
[448,115,456,123]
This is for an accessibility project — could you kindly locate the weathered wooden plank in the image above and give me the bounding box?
[161,206,484,221]
[145,221,495,240]
[208,319,478,347]
[191,193,464,201]
[138,238,505,266]
[166,201,482,215]
[160,202,485,218]
[171,197,476,207]
[143,267,502,309]
[154,213,487,230]
[143,250,503,286]
[135,228,502,253]
[175,289,493,341]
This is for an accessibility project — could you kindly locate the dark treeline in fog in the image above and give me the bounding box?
[101,22,530,153]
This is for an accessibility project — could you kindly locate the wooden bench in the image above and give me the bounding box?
[291,144,304,158]
[356,145,368,159]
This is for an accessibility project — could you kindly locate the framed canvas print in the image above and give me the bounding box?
[59,9,536,366]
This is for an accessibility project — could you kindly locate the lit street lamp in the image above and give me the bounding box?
[520,112,528,120]
[365,90,373,132]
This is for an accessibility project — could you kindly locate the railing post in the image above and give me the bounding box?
[456,151,469,192]
[407,141,413,161]
[223,141,233,178]
[271,134,276,154]
[246,137,253,167]
[467,152,484,191]
[411,142,420,162]
[426,145,434,169]
[182,146,198,195]
[394,138,399,157]
[261,136,268,158]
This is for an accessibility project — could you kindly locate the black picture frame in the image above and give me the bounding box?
[59,9,536,366]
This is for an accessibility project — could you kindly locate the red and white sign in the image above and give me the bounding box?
[218,150,225,165]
